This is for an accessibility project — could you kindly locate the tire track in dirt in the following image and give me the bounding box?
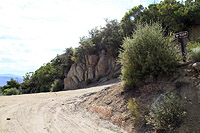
[0,83,126,133]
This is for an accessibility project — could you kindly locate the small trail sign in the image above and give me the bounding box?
[175,31,188,62]
[175,31,188,38]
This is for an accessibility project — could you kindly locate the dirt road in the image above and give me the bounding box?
[0,83,126,133]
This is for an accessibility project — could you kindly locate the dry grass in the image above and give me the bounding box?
[90,105,113,120]
[111,114,128,126]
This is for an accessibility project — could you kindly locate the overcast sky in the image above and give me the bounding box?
[0,0,156,76]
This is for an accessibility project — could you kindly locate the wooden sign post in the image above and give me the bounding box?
[175,31,188,62]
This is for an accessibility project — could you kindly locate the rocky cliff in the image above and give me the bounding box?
[64,50,121,90]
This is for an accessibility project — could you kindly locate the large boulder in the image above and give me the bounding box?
[64,77,79,90]
[95,56,109,77]
[85,55,99,80]
[88,67,95,80]
[67,64,77,78]
[88,55,99,66]
[76,64,85,82]
[64,50,121,90]
[67,63,85,82]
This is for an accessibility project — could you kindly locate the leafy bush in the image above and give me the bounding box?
[20,48,72,94]
[60,47,74,73]
[50,79,63,92]
[98,19,123,57]
[119,22,180,88]
[1,78,21,92]
[186,41,200,62]
[186,41,200,52]
[74,38,97,62]
[74,19,123,61]
[21,72,34,94]
[127,98,148,125]
[3,88,20,96]
[34,62,63,92]
[7,78,20,89]
[190,46,200,62]
[145,93,186,131]
[185,1,200,27]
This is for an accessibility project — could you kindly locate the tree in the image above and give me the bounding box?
[98,19,123,56]
[33,62,63,92]
[121,5,144,37]
[1,78,20,92]
[7,78,20,89]
[75,19,123,60]
[21,72,35,94]
[184,1,200,27]
[20,61,63,93]
[157,0,185,32]
[121,0,200,35]
[50,79,64,92]
[52,48,74,77]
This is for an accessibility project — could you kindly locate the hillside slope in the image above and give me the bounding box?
[82,63,200,132]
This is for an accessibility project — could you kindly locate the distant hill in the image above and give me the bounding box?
[0,74,23,86]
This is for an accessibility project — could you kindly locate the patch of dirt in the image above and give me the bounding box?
[82,83,135,132]
[174,66,200,132]
[0,83,126,133]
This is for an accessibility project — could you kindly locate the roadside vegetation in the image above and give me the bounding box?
[146,93,186,131]
[0,78,20,95]
[119,22,180,89]
[1,0,200,132]
[186,40,200,62]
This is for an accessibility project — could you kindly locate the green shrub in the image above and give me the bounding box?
[3,88,20,96]
[186,41,200,62]
[74,39,97,62]
[186,41,200,52]
[119,22,180,88]
[50,79,63,92]
[127,98,148,125]
[190,46,200,62]
[145,93,186,131]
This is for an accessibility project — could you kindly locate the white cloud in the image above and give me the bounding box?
[0,0,150,76]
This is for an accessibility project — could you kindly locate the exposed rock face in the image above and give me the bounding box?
[96,56,109,77]
[64,77,78,90]
[64,50,121,90]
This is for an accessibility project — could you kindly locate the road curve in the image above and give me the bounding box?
[0,83,126,133]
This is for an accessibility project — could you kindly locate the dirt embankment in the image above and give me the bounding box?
[0,83,126,133]
[83,64,200,133]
